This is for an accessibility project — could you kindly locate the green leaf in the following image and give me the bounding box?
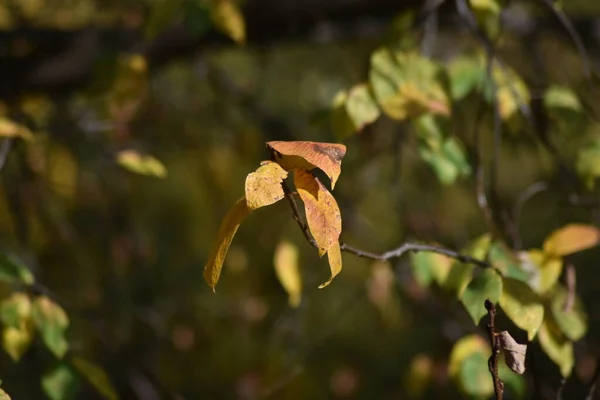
[0,253,35,285]
[448,334,489,378]
[183,1,212,36]
[577,138,600,189]
[498,362,526,398]
[499,278,544,341]
[42,364,79,400]
[538,317,574,378]
[444,262,475,299]
[482,63,530,120]
[447,54,485,100]
[544,85,582,112]
[72,357,118,400]
[0,293,33,361]
[369,48,449,120]
[330,84,380,140]
[32,296,69,359]
[489,241,529,282]
[549,286,587,341]
[459,352,493,397]
[116,150,167,178]
[470,0,501,14]
[461,268,503,324]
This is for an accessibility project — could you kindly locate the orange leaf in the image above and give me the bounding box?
[203,197,250,291]
[542,224,600,257]
[294,170,342,256]
[267,141,346,189]
[320,241,342,288]
[245,161,288,211]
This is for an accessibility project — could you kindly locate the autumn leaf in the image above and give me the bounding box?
[0,293,34,362]
[499,278,544,341]
[245,161,288,211]
[294,170,342,256]
[273,240,302,307]
[497,331,527,374]
[518,249,562,294]
[542,224,600,257]
[203,197,250,291]
[320,241,342,288]
[267,141,346,189]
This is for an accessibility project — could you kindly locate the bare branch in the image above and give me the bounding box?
[485,299,504,400]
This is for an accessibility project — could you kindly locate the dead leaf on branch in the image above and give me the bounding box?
[294,169,342,257]
[267,141,346,189]
[497,331,527,374]
[245,161,288,211]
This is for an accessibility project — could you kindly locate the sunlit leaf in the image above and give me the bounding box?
[369,48,449,120]
[273,240,302,307]
[0,252,35,285]
[518,249,562,294]
[0,293,33,362]
[549,285,587,341]
[71,357,118,400]
[320,241,342,288]
[211,0,246,44]
[461,268,502,324]
[0,117,34,140]
[497,331,527,374]
[544,85,582,111]
[42,364,78,400]
[116,150,167,178]
[538,317,574,377]
[499,278,544,341]
[294,170,342,257]
[267,141,346,189]
[203,197,250,291]
[542,224,600,257]
[245,161,288,211]
[31,296,69,359]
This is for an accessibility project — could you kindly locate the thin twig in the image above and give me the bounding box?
[556,377,567,400]
[485,299,504,400]
[586,356,600,400]
[563,264,576,313]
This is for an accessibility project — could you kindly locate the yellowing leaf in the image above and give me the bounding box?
[211,0,246,44]
[0,293,34,361]
[0,117,34,140]
[32,296,69,359]
[117,150,167,178]
[470,0,501,14]
[245,161,288,211]
[267,141,346,188]
[203,197,250,291]
[497,331,527,374]
[294,170,342,256]
[345,84,380,132]
[542,224,600,257]
[544,85,582,111]
[448,334,489,379]
[461,268,503,324]
[538,317,574,378]
[549,286,587,341]
[72,357,118,400]
[320,241,342,288]
[273,240,302,307]
[459,352,493,397]
[3,326,33,362]
[410,251,453,288]
[499,278,544,341]
[518,249,562,294]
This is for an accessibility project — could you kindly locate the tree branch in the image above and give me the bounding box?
[485,299,504,400]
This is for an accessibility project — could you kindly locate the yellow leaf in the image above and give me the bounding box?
[538,317,574,378]
[0,293,34,362]
[273,240,302,307]
[448,334,489,379]
[294,170,342,256]
[2,326,33,362]
[211,0,246,44]
[245,161,288,211]
[320,241,342,288]
[518,249,563,294]
[0,117,34,140]
[542,224,600,257]
[203,197,250,291]
[267,141,347,189]
[117,149,167,178]
[499,278,544,341]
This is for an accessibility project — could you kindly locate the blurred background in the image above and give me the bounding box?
[1,0,600,399]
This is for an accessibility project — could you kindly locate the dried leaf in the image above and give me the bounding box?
[245,161,288,211]
[461,269,503,324]
[273,240,302,307]
[320,241,342,288]
[117,150,167,178]
[294,170,342,256]
[72,357,118,400]
[267,141,346,189]
[499,278,544,341]
[542,224,600,257]
[211,0,246,44]
[32,296,69,359]
[497,331,527,374]
[203,197,250,291]
[538,317,574,377]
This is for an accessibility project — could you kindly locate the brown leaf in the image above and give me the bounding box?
[245,161,288,211]
[543,224,600,257]
[497,331,527,374]
[204,197,250,291]
[294,170,342,256]
[267,141,346,188]
[320,241,342,288]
